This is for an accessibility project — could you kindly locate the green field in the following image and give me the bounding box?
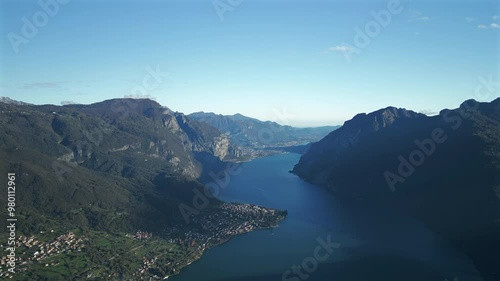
[2,228,193,281]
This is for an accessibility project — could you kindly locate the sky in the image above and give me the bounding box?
[0,0,499,127]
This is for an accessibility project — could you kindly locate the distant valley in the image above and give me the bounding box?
[188,112,339,159]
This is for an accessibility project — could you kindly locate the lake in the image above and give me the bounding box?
[171,153,483,281]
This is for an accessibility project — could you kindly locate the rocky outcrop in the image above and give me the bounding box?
[167,112,240,161]
[45,98,241,180]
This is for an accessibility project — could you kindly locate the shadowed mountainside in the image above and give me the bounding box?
[293,98,500,281]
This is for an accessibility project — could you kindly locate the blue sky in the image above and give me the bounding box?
[1,0,499,126]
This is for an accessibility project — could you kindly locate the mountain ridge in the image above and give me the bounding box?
[0,98,286,279]
[188,111,340,152]
[293,98,500,280]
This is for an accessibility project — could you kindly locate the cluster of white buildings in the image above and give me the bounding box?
[0,232,86,279]
[132,256,159,279]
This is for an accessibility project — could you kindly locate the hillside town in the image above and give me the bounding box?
[0,203,286,280]
[0,232,86,279]
[155,202,287,278]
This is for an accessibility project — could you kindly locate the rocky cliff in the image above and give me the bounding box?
[0,98,242,234]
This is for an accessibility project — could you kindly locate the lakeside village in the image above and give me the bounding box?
[153,203,287,279]
[163,202,286,249]
[0,203,287,279]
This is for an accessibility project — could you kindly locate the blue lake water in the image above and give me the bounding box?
[171,153,483,281]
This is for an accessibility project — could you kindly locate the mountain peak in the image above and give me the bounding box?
[228,113,256,121]
[459,99,479,109]
[91,98,162,108]
[190,111,216,116]
[293,105,427,183]
[80,98,173,117]
[345,106,424,130]
[0,96,32,106]
[232,113,246,118]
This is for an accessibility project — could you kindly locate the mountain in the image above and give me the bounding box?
[0,96,32,106]
[0,98,246,232]
[188,112,339,149]
[293,98,500,281]
[293,106,427,185]
[0,98,285,280]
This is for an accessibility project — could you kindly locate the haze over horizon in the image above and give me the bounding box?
[1,0,499,126]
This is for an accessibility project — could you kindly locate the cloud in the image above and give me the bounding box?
[61,100,77,105]
[409,9,430,22]
[477,23,500,29]
[19,81,65,89]
[123,94,157,100]
[465,17,476,23]
[476,16,500,29]
[328,46,352,52]
[419,109,438,116]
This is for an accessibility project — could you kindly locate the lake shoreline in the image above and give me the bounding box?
[170,153,484,281]
[164,205,288,280]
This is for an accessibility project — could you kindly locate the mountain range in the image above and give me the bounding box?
[188,111,339,149]
[0,98,240,232]
[2,96,499,280]
[293,98,500,281]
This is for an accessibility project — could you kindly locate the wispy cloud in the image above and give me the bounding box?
[326,46,352,53]
[61,100,77,105]
[123,94,157,100]
[476,15,500,29]
[409,9,430,21]
[419,109,438,116]
[478,23,500,29]
[465,17,476,23]
[19,81,65,89]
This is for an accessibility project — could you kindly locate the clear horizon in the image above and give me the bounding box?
[1,0,499,127]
